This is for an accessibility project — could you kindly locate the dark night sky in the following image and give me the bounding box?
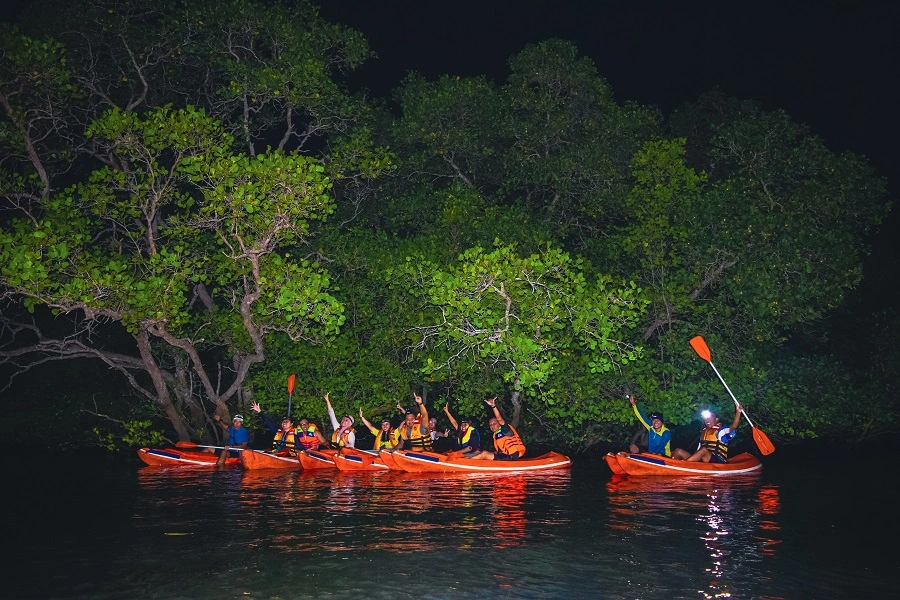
[3,0,898,310]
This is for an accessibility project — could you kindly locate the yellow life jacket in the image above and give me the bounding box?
[331,427,355,448]
[699,426,729,460]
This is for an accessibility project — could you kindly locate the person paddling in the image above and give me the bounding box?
[212,413,250,466]
[672,405,742,463]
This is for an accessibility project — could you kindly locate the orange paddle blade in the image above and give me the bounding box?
[689,336,712,362]
[752,426,776,455]
[287,374,297,395]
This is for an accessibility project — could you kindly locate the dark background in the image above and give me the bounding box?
[3,0,897,309]
[316,0,900,313]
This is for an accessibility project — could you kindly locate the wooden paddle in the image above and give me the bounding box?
[175,441,244,451]
[287,373,297,418]
[689,335,776,456]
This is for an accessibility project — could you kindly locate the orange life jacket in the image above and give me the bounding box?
[493,424,526,457]
[297,424,322,451]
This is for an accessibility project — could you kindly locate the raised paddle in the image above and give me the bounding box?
[689,335,776,456]
[175,441,244,451]
[287,373,297,418]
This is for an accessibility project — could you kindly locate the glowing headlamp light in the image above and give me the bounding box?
[701,410,712,419]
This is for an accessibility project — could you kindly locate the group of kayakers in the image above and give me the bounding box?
[214,391,740,465]
[227,393,527,462]
[628,395,743,463]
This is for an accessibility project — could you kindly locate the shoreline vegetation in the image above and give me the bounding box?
[0,0,896,453]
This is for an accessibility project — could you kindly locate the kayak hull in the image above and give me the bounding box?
[298,448,339,470]
[240,449,300,470]
[610,451,762,476]
[332,447,391,471]
[137,447,239,467]
[378,450,403,470]
[391,450,572,473]
[604,452,627,475]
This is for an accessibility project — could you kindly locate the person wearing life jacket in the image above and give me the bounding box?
[469,397,526,461]
[324,392,356,448]
[249,401,325,456]
[295,417,330,451]
[628,395,672,457]
[443,402,481,456]
[396,393,432,451]
[358,408,400,450]
[672,404,743,463]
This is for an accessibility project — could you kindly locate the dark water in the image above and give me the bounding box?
[9,449,897,599]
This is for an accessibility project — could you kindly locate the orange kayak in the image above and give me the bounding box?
[240,449,301,470]
[332,447,391,471]
[377,450,403,470]
[297,448,339,469]
[390,450,572,473]
[137,447,240,467]
[606,451,762,476]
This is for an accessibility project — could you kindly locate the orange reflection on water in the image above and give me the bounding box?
[606,472,782,599]
[491,474,527,549]
[756,484,782,556]
[137,465,570,554]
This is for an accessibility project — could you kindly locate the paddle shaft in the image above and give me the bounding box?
[705,360,757,428]
[175,441,244,451]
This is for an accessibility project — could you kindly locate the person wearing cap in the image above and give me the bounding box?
[249,402,328,455]
[627,395,671,457]
[324,393,356,448]
[672,404,743,463]
[358,408,400,450]
[212,412,250,466]
[468,396,526,461]
[443,402,481,456]
[395,392,432,451]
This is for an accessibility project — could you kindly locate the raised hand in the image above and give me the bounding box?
[484,397,497,408]
[414,393,423,405]
[250,401,262,413]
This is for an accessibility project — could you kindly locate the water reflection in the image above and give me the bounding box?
[136,466,571,555]
[605,474,782,599]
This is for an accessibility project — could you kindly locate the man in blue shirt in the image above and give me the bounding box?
[628,395,672,457]
[213,413,250,466]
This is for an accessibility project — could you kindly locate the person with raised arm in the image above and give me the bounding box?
[324,393,356,448]
[395,392,432,451]
[468,397,526,461]
[627,395,672,457]
[359,408,400,450]
[249,402,329,454]
[672,405,743,463]
[443,402,481,456]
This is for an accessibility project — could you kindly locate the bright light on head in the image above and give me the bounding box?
[701,410,712,419]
